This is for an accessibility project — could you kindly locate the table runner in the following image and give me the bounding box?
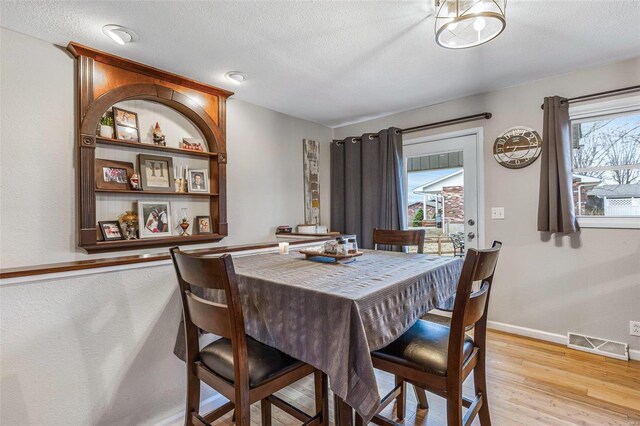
[174,249,462,421]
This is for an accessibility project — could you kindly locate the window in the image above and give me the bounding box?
[570,96,640,228]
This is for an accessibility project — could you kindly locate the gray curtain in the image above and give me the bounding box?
[330,127,406,249]
[537,96,580,234]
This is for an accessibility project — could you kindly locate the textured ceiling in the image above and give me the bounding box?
[2,1,639,127]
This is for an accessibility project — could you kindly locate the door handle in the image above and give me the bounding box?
[467,232,475,241]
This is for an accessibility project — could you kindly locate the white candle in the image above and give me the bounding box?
[279,242,289,255]
[185,166,189,179]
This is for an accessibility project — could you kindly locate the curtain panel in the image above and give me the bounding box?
[537,96,580,234]
[330,127,407,249]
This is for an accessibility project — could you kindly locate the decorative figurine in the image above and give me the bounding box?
[121,211,138,240]
[181,138,204,151]
[152,122,166,146]
[129,173,141,190]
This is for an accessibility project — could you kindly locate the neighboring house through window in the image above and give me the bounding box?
[570,95,640,228]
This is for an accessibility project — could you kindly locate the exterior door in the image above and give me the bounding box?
[404,132,480,254]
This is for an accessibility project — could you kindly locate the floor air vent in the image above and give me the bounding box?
[567,332,629,361]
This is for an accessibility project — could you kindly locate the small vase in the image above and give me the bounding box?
[100,125,114,139]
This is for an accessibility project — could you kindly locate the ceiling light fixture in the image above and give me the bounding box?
[435,0,506,49]
[102,25,136,45]
[224,71,248,84]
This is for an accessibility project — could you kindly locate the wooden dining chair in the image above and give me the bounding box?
[369,241,502,426]
[170,248,329,426]
[373,228,426,253]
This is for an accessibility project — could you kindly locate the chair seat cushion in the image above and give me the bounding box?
[372,320,474,376]
[200,336,304,388]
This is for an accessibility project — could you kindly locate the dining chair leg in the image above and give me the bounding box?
[474,355,492,425]
[394,376,406,420]
[235,392,251,426]
[334,395,354,426]
[185,366,200,426]
[314,371,329,425]
[413,385,429,410]
[260,399,272,426]
[446,381,463,426]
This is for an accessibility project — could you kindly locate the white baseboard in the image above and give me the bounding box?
[488,320,640,361]
[152,393,228,426]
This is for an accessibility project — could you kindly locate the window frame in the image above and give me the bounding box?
[569,95,640,229]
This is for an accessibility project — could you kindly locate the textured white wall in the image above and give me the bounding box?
[334,57,640,353]
[0,28,332,425]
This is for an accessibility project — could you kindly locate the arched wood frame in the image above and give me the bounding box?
[70,43,230,253]
[80,83,224,152]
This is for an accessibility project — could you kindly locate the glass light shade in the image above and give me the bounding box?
[435,0,507,49]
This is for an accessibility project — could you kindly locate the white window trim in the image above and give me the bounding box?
[569,94,640,229]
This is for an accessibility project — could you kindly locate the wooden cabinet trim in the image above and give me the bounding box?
[70,42,229,253]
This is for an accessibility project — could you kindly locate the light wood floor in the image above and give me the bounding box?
[209,330,640,425]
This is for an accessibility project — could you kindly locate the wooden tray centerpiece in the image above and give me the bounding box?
[299,249,363,264]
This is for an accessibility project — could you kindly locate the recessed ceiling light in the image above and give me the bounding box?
[225,71,248,84]
[102,25,136,45]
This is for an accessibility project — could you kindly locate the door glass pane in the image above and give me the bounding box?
[407,151,464,256]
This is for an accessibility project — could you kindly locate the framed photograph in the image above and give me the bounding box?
[95,159,134,190]
[195,216,212,235]
[115,124,140,142]
[138,201,172,239]
[98,221,125,241]
[112,107,139,128]
[188,169,209,193]
[138,154,174,192]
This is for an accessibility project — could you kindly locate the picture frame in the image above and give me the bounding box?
[95,159,135,190]
[195,216,213,235]
[112,106,139,128]
[188,169,209,193]
[138,154,174,192]
[98,221,125,241]
[138,201,173,239]
[115,124,140,142]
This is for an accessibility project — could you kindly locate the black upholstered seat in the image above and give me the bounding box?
[200,336,304,388]
[372,320,474,376]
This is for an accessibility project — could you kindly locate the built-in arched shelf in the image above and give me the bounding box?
[68,43,232,253]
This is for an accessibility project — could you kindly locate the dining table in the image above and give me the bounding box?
[174,248,463,424]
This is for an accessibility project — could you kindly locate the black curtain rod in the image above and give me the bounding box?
[540,84,640,110]
[402,112,492,134]
[334,112,492,144]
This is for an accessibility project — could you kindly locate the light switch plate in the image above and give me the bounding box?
[491,207,505,220]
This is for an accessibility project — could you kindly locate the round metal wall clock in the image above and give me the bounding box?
[493,126,542,169]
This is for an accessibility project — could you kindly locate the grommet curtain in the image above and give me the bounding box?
[537,96,580,234]
[330,127,407,249]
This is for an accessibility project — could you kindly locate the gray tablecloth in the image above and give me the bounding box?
[174,249,463,421]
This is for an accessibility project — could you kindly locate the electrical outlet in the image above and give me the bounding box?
[631,321,640,337]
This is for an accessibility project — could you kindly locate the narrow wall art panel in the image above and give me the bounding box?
[303,139,321,225]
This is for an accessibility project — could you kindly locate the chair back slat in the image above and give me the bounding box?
[185,291,233,338]
[463,282,489,328]
[373,228,425,253]
[172,251,227,290]
[470,248,501,282]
